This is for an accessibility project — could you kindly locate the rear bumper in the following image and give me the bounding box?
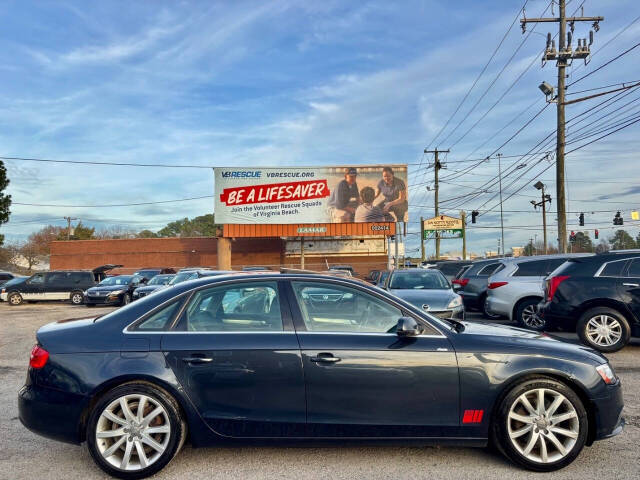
[485,295,511,319]
[591,381,625,442]
[18,383,86,444]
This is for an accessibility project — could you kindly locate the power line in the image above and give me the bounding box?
[0,156,214,169]
[13,195,213,208]
[567,41,640,87]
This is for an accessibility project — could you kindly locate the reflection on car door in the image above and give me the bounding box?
[620,257,640,324]
[287,280,460,437]
[161,280,306,437]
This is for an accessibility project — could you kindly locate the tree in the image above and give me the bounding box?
[570,231,593,253]
[157,214,219,237]
[95,225,137,239]
[0,160,11,246]
[609,229,636,250]
[137,229,158,238]
[60,221,94,240]
[595,240,610,254]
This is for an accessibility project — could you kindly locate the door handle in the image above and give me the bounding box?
[182,356,213,364]
[310,353,341,363]
[623,283,640,287]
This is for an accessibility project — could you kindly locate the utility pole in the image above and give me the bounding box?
[420,216,425,262]
[497,153,505,257]
[521,1,603,253]
[460,210,467,260]
[63,216,77,241]
[424,148,449,259]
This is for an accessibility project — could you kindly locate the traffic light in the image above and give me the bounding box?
[613,211,623,225]
[569,231,576,243]
[471,210,479,223]
[594,229,599,239]
[579,213,584,226]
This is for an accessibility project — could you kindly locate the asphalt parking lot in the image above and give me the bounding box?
[1,303,638,480]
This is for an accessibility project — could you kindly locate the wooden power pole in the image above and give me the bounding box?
[424,148,449,259]
[521,1,603,253]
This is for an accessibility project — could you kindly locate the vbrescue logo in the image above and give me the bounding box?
[297,227,327,233]
[221,171,262,178]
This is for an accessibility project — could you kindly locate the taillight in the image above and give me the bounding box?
[452,278,469,287]
[488,281,508,289]
[29,345,49,369]
[547,275,569,302]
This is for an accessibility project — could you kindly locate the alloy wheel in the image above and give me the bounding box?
[95,394,171,471]
[507,388,579,464]
[521,305,544,328]
[586,315,622,347]
[71,293,83,305]
[9,294,21,305]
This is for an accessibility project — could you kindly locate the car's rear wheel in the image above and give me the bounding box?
[577,307,630,352]
[492,377,588,471]
[516,298,545,330]
[70,291,84,305]
[8,292,23,306]
[87,382,186,479]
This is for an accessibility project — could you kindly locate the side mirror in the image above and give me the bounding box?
[396,317,423,337]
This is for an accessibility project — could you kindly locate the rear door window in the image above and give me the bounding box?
[546,259,567,274]
[477,263,502,276]
[625,258,640,278]
[512,260,548,277]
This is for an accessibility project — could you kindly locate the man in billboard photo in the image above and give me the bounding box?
[375,166,407,222]
[355,186,393,222]
[328,167,360,222]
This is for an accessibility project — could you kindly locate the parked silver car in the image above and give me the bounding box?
[485,254,592,329]
[384,268,463,319]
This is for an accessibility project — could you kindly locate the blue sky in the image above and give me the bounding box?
[1,0,639,256]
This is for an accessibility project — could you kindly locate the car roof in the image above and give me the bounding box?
[497,253,592,264]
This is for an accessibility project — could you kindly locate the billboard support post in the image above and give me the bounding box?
[394,224,399,269]
[300,237,305,269]
[217,237,232,270]
[420,217,425,262]
[461,210,467,260]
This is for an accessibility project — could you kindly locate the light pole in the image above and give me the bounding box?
[531,181,551,254]
[497,153,504,257]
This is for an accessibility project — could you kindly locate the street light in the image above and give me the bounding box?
[538,81,555,103]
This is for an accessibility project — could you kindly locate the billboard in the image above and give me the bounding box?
[422,215,463,240]
[215,165,408,224]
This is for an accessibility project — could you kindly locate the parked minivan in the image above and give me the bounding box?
[0,265,121,306]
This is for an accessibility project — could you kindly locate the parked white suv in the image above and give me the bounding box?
[485,254,591,329]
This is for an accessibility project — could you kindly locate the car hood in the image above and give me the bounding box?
[455,321,607,364]
[388,288,457,310]
[88,285,129,293]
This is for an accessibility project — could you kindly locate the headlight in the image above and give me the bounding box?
[596,363,617,384]
[108,289,125,297]
[447,295,463,309]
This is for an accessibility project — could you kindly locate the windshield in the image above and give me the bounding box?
[389,271,449,290]
[169,272,195,285]
[98,276,133,286]
[148,274,173,286]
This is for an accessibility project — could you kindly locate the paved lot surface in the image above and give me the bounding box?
[1,303,638,480]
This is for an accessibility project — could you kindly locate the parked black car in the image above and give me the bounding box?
[428,260,473,282]
[131,274,175,301]
[452,259,504,317]
[1,265,121,306]
[0,271,16,286]
[538,250,640,352]
[85,275,144,307]
[132,268,176,282]
[19,274,623,478]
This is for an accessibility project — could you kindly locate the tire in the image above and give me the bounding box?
[70,291,84,305]
[515,298,545,330]
[577,307,631,353]
[8,292,23,306]
[87,382,187,479]
[491,376,588,472]
[121,293,131,307]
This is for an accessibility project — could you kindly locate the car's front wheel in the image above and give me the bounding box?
[70,291,84,305]
[8,292,23,306]
[87,382,186,479]
[577,307,631,352]
[492,377,588,471]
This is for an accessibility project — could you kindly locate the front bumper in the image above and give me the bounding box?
[18,383,87,444]
[425,306,464,320]
[591,381,625,442]
[0,292,7,302]
[85,294,122,305]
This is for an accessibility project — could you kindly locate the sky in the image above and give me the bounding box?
[1,0,639,257]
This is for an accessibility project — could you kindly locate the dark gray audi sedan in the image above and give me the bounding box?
[19,274,623,478]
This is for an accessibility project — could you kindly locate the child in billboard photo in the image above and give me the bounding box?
[354,186,393,222]
[328,167,360,222]
[375,166,408,222]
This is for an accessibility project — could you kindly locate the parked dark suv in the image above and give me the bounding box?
[0,271,16,286]
[538,250,640,352]
[0,266,120,306]
[452,259,505,317]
